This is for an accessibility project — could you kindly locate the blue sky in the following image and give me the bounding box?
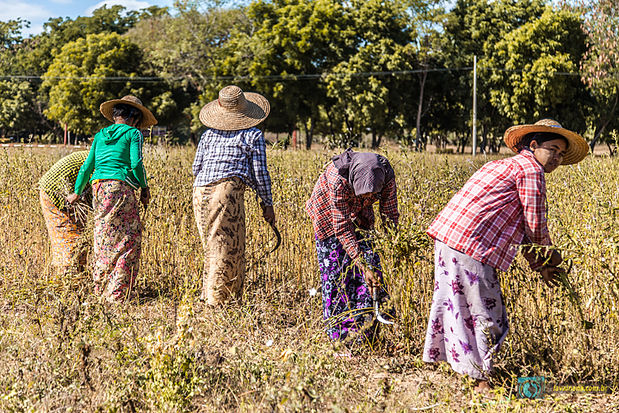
[1,0,175,36]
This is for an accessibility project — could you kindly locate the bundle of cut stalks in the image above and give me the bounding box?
[59,180,93,226]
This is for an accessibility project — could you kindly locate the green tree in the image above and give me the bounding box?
[0,19,27,74]
[399,0,444,151]
[128,0,247,137]
[485,7,590,132]
[224,0,356,148]
[564,0,619,151]
[324,0,416,148]
[0,81,38,139]
[42,32,146,136]
[440,0,545,152]
[22,5,162,76]
[1,5,166,141]
[0,19,44,140]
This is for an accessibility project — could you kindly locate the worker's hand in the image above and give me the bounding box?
[540,265,563,288]
[140,187,151,208]
[261,204,275,225]
[66,193,79,205]
[359,262,380,297]
[548,249,563,267]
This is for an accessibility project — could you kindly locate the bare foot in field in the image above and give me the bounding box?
[474,380,492,393]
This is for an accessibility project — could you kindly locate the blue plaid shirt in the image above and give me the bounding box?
[192,127,273,206]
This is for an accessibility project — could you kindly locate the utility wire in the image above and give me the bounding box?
[0,66,586,83]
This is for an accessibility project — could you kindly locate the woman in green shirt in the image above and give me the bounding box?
[68,95,157,302]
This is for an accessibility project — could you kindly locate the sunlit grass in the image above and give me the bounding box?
[0,146,616,411]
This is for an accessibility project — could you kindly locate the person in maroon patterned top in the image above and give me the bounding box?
[306,149,399,344]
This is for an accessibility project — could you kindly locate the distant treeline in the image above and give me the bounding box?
[0,0,616,153]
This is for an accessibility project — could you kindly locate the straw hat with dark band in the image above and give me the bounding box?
[199,85,270,131]
[504,119,589,165]
[100,95,158,129]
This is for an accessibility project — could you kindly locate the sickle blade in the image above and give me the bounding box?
[374,301,394,325]
[269,224,281,254]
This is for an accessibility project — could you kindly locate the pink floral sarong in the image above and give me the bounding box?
[423,240,509,380]
[92,180,142,302]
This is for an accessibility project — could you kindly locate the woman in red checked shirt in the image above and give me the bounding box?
[306,149,399,345]
[423,119,589,391]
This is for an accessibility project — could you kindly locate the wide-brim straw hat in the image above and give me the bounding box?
[199,85,270,131]
[100,95,158,129]
[504,119,589,165]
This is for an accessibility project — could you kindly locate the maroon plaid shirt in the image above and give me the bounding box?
[306,163,399,261]
[427,150,551,271]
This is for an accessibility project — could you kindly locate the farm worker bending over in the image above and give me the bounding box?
[423,119,588,391]
[306,149,399,345]
[39,151,91,274]
[192,85,275,305]
[67,95,157,303]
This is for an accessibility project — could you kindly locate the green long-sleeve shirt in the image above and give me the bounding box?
[74,123,148,195]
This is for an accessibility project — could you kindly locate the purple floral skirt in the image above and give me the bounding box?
[423,240,508,380]
[315,235,390,342]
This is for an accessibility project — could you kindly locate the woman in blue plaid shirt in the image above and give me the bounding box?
[192,85,275,305]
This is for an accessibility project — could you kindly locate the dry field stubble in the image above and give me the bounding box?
[0,146,617,411]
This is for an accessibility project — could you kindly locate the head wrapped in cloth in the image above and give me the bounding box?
[332,149,394,196]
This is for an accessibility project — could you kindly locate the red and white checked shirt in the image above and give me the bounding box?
[306,163,399,261]
[427,150,551,271]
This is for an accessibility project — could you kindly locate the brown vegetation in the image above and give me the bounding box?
[0,147,617,411]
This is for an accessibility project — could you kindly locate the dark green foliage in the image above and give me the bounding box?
[0,0,614,149]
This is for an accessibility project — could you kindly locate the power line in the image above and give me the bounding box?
[0,66,586,83]
[0,75,165,82]
[0,68,470,82]
[486,68,581,76]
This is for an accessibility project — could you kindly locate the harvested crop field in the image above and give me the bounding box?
[0,146,617,411]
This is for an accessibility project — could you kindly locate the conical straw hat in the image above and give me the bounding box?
[199,85,270,131]
[100,95,157,129]
[504,119,588,165]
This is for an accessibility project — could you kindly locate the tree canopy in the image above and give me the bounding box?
[43,32,145,136]
[0,0,616,151]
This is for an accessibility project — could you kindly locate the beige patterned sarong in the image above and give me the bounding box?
[193,177,246,305]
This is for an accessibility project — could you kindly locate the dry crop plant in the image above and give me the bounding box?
[0,146,617,411]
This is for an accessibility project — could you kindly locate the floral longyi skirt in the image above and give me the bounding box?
[423,240,509,380]
[92,180,142,302]
[315,235,391,343]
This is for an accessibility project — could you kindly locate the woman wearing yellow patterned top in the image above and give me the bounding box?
[67,95,157,302]
[39,150,91,273]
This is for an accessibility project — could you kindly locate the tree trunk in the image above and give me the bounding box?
[325,107,336,141]
[343,114,357,146]
[590,92,618,152]
[480,124,488,154]
[284,126,293,150]
[415,68,428,151]
[370,128,382,148]
[458,133,467,154]
[606,141,616,156]
[304,118,314,150]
